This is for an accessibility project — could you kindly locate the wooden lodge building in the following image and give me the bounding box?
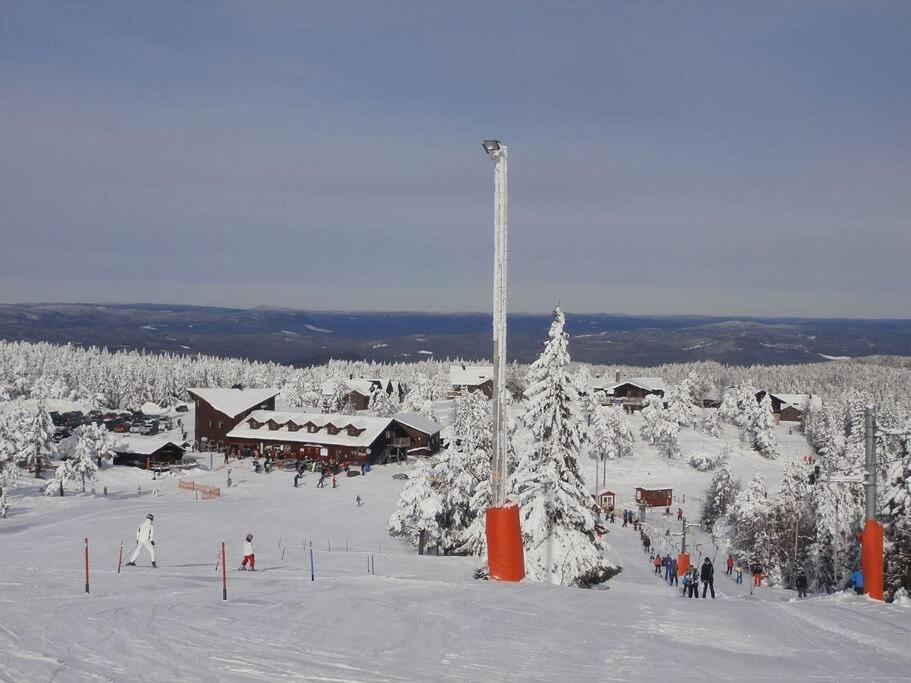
[321,377,407,411]
[755,390,822,422]
[187,387,280,449]
[226,410,442,465]
[449,364,494,399]
[606,377,666,412]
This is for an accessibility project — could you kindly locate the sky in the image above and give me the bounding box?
[1,2,909,318]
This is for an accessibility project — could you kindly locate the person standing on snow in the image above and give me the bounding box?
[654,554,663,575]
[669,557,679,586]
[239,533,255,571]
[663,554,672,581]
[700,557,715,598]
[726,554,735,576]
[851,568,864,595]
[735,562,744,584]
[125,513,156,567]
[796,570,808,598]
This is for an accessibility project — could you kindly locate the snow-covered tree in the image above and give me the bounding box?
[388,458,445,550]
[512,308,618,587]
[0,414,21,503]
[653,418,681,459]
[603,408,635,460]
[368,388,398,418]
[749,393,779,458]
[702,408,722,438]
[883,447,911,602]
[18,401,57,478]
[701,465,739,531]
[665,382,698,428]
[728,469,773,572]
[58,423,113,493]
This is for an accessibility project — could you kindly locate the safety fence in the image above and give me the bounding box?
[178,479,221,499]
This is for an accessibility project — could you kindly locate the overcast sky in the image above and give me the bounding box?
[1,2,909,317]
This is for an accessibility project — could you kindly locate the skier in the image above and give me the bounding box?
[726,554,734,576]
[316,473,325,488]
[609,510,615,524]
[686,567,699,598]
[681,567,692,597]
[796,570,808,598]
[663,554,672,581]
[331,476,337,489]
[677,507,683,521]
[252,457,261,474]
[622,510,629,528]
[654,554,663,575]
[356,494,362,506]
[293,472,300,488]
[751,560,764,587]
[700,557,715,598]
[239,533,255,571]
[852,568,864,595]
[669,557,679,586]
[735,562,744,584]
[125,513,156,567]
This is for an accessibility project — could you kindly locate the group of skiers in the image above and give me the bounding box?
[649,551,716,598]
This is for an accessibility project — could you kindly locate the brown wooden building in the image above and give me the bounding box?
[187,387,279,449]
[449,364,494,399]
[635,486,673,508]
[607,378,666,412]
[321,378,407,411]
[391,412,443,454]
[226,410,416,465]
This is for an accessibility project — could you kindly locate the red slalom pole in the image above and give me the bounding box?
[221,542,227,601]
[84,538,90,594]
[117,542,123,574]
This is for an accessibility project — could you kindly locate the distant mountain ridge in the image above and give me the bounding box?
[1,303,910,367]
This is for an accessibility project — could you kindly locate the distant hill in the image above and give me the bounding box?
[1,303,910,366]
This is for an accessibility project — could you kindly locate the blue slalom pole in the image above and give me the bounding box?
[309,546,315,582]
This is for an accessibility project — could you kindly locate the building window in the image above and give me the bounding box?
[218,421,222,429]
[208,420,213,428]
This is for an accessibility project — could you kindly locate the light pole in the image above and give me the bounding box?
[481,139,524,582]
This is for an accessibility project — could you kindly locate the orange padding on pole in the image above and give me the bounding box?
[861,519,884,601]
[486,504,525,582]
[677,553,690,578]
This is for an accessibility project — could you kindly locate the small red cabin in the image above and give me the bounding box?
[635,486,672,508]
[596,490,616,511]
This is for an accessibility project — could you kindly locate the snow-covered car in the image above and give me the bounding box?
[129,423,143,434]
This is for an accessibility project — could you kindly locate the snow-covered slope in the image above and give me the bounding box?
[0,422,908,681]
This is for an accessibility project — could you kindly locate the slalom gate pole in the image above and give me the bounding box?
[117,542,123,574]
[84,538,90,594]
[367,556,370,574]
[309,546,315,581]
[281,547,285,561]
[221,542,227,601]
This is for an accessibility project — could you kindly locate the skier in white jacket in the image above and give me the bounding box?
[125,513,156,567]
[239,533,255,571]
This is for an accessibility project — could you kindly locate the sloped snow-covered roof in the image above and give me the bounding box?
[770,393,822,412]
[140,401,166,416]
[394,412,442,435]
[113,437,185,456]
[449,365,493,386]
[608,377,666,392]
[187,388,279,418]
[227,410,393,448]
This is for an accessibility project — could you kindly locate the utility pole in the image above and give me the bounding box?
[481,139,524,582]
[862,405,884,600]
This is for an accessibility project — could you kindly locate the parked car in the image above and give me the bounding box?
[112,423,131,433]
[175,404,189,412]
[102,412,118,420]
[129,423,143,434]
[140,424,159,436]
[50,411,64,426]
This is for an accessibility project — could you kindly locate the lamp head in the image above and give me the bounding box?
[482,139,504,157]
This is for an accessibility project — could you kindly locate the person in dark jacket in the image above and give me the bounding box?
[700,558,715,599]
[796,571,808,598]
[663,554,672,581]
[669,558,679,586]
[686,567,699,598]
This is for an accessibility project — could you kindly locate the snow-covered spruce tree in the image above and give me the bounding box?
[749,393,778,458]
[767,458,816,589]
[401,374,437,420]
[603,408,635,459]
[19,401,57,478]
[665,382,698,428]
[0,414,22,505]
[512,308,618,587]
[653,418,681,459]
[368,388,398,418]
[702,408,722,438]
[728,469,774,576]
[882,447,911,602]
[65,423,114,492]
[701,465,738,530]
[387,457,445,550]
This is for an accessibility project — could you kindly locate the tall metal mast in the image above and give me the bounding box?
[482,140,509,508]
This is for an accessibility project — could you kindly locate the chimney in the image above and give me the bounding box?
[614,371,620,383]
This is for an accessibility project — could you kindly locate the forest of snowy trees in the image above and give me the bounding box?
[0,336,909,598]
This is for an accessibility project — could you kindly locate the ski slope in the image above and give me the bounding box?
[1,428,909,682]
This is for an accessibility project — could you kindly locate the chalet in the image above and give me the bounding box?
[187,387,280,449]
[449,364,494,399]
[700,386,723,408]
[392,412,443,455]
[321,377,407,411]
[607,377,666,412]
[112,437,186,468]
[226,411,414,465]
[635,486,673,508]
[755,391,822,422]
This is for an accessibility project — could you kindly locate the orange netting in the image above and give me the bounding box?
[486,504,525,582]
